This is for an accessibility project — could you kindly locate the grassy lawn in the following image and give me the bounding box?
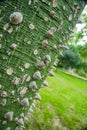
[26,70,87,130]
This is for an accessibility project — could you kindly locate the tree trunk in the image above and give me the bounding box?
[0,0,85,129]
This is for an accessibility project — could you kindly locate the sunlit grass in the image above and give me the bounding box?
[26,69,87,130]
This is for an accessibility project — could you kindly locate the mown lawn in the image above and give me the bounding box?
[26,70,87,130]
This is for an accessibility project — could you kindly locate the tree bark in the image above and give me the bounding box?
[0,0,85,129]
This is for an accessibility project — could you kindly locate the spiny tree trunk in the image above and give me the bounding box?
[0,0,85,129]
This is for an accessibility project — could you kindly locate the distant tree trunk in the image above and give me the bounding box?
[0,0,85,129]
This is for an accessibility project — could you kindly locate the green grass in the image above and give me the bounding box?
[26,70,87,130]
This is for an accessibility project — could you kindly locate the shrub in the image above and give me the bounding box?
[58,45,82,69]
